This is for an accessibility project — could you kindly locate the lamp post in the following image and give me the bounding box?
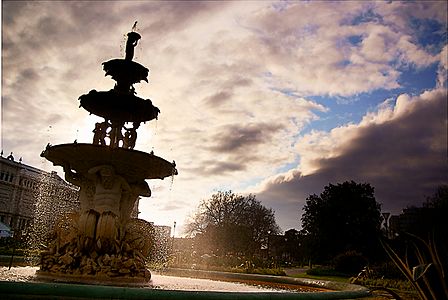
[382,212,390,239]
[173,221,176,238]
[267,230,271,262]
[171,221,176,265]
[172,221,176,247]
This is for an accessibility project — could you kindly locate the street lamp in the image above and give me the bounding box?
[171,221,177,265]
[172,221,176,248]
[382,212,390,239]
[173,221,176,238]
[267,230,271,261]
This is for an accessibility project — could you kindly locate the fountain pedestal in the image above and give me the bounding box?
[38,26,177,285]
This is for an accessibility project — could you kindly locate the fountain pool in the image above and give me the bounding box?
[0,266,371,299]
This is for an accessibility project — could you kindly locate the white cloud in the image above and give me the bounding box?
[237,1,441,96]
[437,45,448,88]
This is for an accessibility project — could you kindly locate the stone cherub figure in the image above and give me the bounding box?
[123,122,140,149]
[92,120,109,146]
[108,120,125,148]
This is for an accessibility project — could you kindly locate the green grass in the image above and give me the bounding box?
[167,263,286,276]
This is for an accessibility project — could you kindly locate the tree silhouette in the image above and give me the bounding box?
[185,191,280,258]
[301,181,382,263]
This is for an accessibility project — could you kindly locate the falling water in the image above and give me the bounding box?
[119,34,127,58]
[25,172,79,265]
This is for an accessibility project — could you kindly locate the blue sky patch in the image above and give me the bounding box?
[398,63,439,93]
[342,7,384,26]
[409,16,446,54]
[347,35,363,46]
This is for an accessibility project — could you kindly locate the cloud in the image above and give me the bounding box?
[255,88,448,230]
[239,1,442,96]
[204,91,233,107]
[209,123,283,153]
[437,45,448,88]
[200,160,246,176]
[1,1,446,232]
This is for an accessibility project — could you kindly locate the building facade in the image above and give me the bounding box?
[0,153,79,234]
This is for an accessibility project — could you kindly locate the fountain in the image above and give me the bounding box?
[37,26,177,285]
[0,25,371,299]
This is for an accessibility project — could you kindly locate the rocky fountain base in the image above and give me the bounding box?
[38,214,152,285]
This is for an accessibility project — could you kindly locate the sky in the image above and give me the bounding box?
[1,1,447,234]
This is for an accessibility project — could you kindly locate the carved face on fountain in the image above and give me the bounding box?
[95,166,115,189]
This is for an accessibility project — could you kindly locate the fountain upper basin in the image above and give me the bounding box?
[41,143,177,182]
[79,90,159,122]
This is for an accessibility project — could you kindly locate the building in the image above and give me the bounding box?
[0,153,79,235]
[389,206,438,238]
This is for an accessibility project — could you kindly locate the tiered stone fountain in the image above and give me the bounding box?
[38,27,177,285]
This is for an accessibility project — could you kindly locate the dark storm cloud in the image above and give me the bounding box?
[186,122,285,177]
[257,89,448,230]
[19,68,39,81]
[203,77,254,108]
[204,91,233,107]
[202,160,246,175]
[210,123,283,153]
[184,156,248,176]
[223,77,253,89]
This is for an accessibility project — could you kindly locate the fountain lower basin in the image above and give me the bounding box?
[0,266,371,299]
[41,143,177,181]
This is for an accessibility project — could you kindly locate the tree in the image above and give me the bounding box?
[300,181,382,263]
[423,185,448,242]
[424,184,448,210]
[185,191,280,259]
[402,185,448,251]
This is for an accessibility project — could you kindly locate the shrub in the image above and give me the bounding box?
[333,251,367,276]
[352,277,414,291]
[252,268,286,276]
[371,262,405,279]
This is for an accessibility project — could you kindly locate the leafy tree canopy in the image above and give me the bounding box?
[185,191,280,257]
[300,181,382,262]
[424,184,448,209]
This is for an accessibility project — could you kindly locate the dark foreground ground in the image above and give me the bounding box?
[283,268,419,300]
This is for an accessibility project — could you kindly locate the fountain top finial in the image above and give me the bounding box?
[125,22,141,61]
